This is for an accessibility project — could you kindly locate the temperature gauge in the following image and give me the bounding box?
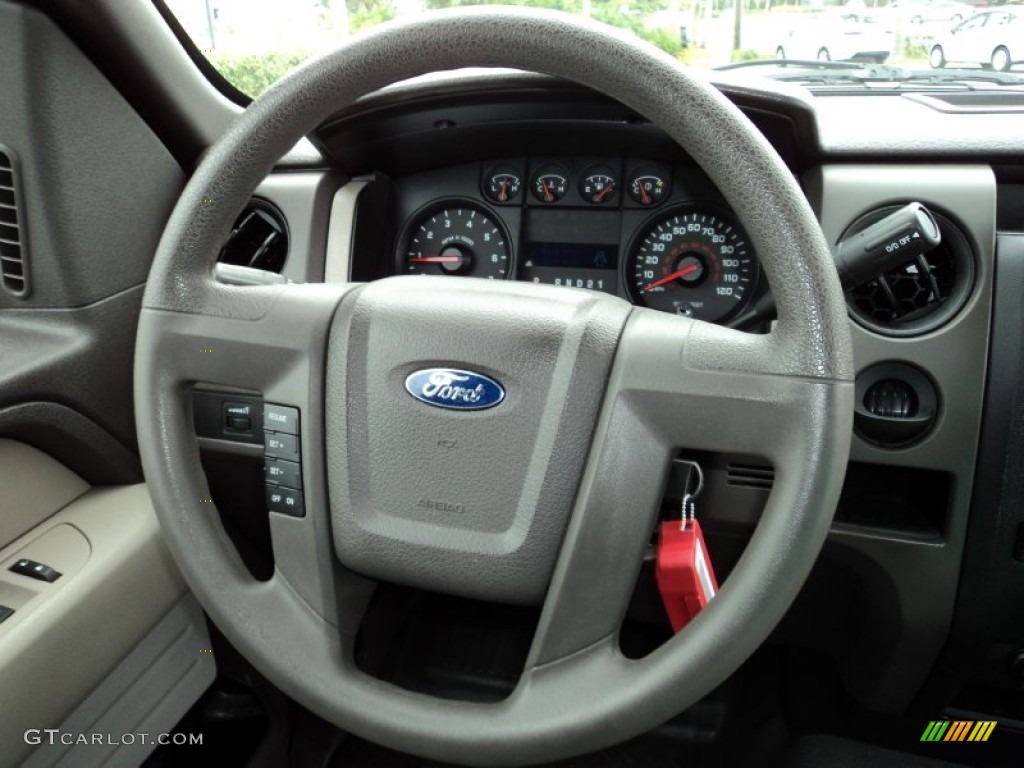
[628,166,671,206]
[579,165,618,205]
[531,166,569,203]
[483,165,521,203]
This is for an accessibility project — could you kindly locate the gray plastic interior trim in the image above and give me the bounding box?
[85,0,239,146]
[808,164,996,711]
[22,594,215,768]
[324,178,371,282]
[59,0,320,166]
[0,3,184,309]
[0,484,186,766]
[251,171,344,284]
[0,439,88,547]
[815,94,1024,156]
[0,286,149,451]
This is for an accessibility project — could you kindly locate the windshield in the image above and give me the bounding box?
[162,0,1021,97]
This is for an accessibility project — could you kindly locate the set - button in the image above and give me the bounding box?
[263,404,304,517]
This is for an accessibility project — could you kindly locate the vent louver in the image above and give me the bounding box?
[726,462,775,490]
[845,209,974,337]
[218,199,288,274]
[0,147,28,297]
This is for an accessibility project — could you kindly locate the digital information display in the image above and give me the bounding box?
[520,242,619,294]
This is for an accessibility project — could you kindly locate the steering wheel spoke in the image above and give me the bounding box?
[136,280,359,619]
[526,311,851,669]
[136,282,351,392]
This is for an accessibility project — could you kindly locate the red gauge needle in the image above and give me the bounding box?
[638,184,651,205]
[542,179,553,202]
[643,263,700,292]
[499,179,509,202]
[410,256,461,264]
[593,185,614,203]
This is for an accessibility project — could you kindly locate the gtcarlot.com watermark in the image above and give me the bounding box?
[25,729,203,747]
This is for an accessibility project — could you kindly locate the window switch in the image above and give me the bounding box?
[0,605,13,624]
[9,558,61,583]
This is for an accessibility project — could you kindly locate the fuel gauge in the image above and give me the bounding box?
[483,165,521,203]
[579,165,618,205]
[628,166,671,206]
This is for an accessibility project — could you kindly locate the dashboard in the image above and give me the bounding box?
[391,158,759,325]
[9,1,1024,756]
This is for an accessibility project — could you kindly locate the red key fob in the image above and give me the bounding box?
[655,519,719,633]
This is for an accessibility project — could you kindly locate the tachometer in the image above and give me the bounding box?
[630,209,756,323]
[403,203,511,280]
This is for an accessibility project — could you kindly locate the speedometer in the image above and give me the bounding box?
[629,209,757,323]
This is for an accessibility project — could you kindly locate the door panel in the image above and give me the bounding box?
[0,3,212,764]
[0,466,189,766]
[0,440,88,546]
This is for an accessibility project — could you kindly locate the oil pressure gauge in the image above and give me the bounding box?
[483,165,521,203]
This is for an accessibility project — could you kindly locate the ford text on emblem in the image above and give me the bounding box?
[404,368,505,411]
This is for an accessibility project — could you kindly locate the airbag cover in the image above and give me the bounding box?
[326,276,630,603]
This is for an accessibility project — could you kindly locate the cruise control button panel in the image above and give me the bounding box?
[264,403,305,517]
[10,558,62,583]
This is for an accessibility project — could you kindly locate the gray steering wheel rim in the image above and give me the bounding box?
[134,8,853,765]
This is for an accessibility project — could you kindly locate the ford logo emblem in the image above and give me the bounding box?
[404,368,505,411]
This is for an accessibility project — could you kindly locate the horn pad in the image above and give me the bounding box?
[326,276,630,604]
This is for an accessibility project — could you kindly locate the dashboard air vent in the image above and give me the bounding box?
[727,462,774,490]
[218,199,288,273]
[845,208,974,337]
[0,146,28,297]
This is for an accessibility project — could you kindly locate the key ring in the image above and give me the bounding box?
[680,493,695,530]
[679,461,704,531]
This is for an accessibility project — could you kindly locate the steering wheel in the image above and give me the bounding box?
[135,8,852,766]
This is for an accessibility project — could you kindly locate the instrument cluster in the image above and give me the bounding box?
[395,157,761,324]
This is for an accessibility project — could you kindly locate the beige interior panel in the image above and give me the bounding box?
[0,439,89,547]
[0,524,90,610]
[0,484,187,766]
